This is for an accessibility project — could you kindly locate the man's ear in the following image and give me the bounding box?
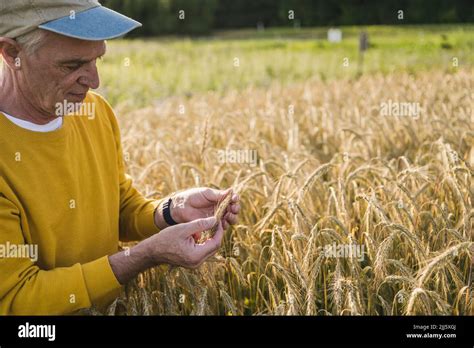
[0,37,22,70]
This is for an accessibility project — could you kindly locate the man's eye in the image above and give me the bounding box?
[64,65,81,71]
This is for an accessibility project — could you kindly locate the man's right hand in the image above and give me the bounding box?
[145,216,224,268]
[109,216,224,284]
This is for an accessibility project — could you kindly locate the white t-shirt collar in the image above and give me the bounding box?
[1,112,63,132]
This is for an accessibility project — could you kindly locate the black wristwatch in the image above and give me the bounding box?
[162,197,178,226]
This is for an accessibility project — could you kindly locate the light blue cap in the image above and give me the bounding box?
[38,5,142,41]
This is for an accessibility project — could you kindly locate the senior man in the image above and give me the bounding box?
[0,0,240,315]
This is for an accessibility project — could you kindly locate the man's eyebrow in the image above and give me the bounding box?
[58,53,106,65]
[58,58,89,65]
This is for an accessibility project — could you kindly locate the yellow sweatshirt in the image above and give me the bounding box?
[0,92,163,315]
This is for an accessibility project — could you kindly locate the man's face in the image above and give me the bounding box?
[17,31,106,116]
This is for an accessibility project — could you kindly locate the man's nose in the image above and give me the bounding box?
[78,62,100,89]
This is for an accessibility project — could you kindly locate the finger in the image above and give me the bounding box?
[223,220,229,229]
[228,203,240,214]
[224,212,238,225]
[202,187,232,203]
[196,221,224,258]
[179,216,216,238]
[231,193,239,203]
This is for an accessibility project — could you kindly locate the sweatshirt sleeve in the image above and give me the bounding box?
[0,195,122,315]
[100,94,166,242]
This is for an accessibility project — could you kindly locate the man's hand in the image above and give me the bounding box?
[156,187,240,230]
[147,216,224,268]
[109,217,225,284]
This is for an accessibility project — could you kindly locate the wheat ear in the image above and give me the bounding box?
[200,189,233,242]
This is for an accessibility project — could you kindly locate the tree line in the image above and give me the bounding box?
[103,0,473,36]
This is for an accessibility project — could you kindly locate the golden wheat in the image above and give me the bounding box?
[82,68,474,316]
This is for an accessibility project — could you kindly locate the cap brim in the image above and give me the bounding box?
[38,6,142,41]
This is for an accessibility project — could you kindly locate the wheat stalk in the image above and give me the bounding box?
[199,189,234,242]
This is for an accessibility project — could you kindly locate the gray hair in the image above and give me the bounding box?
[15,29,49,54]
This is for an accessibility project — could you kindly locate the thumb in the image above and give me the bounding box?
[179,216,216,238]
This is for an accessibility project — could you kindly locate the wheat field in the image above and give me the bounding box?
[84,66,474,316]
